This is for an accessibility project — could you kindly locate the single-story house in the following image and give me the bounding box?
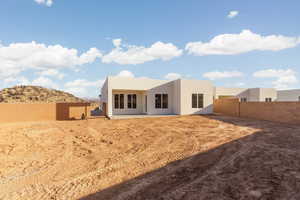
[277,89,300,101]
[100,76,277,118]
[215,87,277,102]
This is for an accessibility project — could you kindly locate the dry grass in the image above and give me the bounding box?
[0,115,299,199]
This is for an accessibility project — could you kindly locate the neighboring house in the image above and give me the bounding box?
[100,76,278,118]
[277,89,300,102]
[215,87,277,102]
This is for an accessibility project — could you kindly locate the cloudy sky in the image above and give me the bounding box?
[1,0,300,97]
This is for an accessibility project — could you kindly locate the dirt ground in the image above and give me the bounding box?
[0,115,300,200]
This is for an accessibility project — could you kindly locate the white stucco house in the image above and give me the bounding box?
[277,89,300,101]
[215,87,277,102]
[100,76,277,118]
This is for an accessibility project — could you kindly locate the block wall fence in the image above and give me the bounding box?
[214,98,300,125]
[0,103,95,123]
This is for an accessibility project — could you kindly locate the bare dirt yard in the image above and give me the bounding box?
[0,115,300,200]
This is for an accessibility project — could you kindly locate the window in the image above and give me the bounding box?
[132,94,137,109]
[114,94,119,109]
[120,94,124,109]
[265,98,272,102]
[192,94,197,108]
[198,94,203,108]
[114,94,124,109]
[162,94,168,108]
[155,94,162,108]
[192,93,204,108]
[155,94,168,109]
[240,98,247,102]
[127,94,132,108]
[127,94,137,109]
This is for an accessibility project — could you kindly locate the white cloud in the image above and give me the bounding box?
[253,69,298,89]
[102,39,182,65]
[64,79,104,97]
[203,70,243,80]
[37,69,65,79]
[3,76,31,85]
[116,70,135,78]
[164,73,182,80]
[0,41,102,78]
[32,76,58,88]
[34,0,53,7]
[64,79,104,88]
[112,39,122,47]
[64,87,88,97]
[227,11,239,18]
[185,30,300,56]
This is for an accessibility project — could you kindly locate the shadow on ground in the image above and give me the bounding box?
[80,115,300,200]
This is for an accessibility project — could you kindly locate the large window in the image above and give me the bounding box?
[114,94,124,109]
[192,93,204,108]
[127,94,137,109]
[155,94,162,108]
[155,94,168,109]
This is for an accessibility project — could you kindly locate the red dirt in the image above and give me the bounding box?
[0,115,299,199]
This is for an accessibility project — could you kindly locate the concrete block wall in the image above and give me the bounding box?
[214,98,300,125]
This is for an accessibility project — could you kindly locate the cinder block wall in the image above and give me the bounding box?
[240,102,300,125]
[214,99,300,125]
[213,98,240,117]
[0,103,57,123]
[0,103,92,123]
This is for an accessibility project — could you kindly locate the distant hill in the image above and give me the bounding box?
[0,86,85,103]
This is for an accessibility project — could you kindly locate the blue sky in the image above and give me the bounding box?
[1,0,300,97]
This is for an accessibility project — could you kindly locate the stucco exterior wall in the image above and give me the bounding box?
[147,81,175,115]
[277,89,300,102]
[214,87,277,102]
[104,76,170,117]
[179,80,214,115]
[214,87,248,99]
[112,90,145,115]
[255,88,277,102]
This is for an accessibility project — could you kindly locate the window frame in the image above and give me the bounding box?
[114,94,124,109]
[265,97,272,102]
[114,94,119,109]
[162,94,168,109]
[192,93,204,108]
[192,94,198,108]
[119,94,124,109]
[240,97,247,102]
[155,94,162,109]
[197,94,204,108]
[132,94,137,109]
[127,94,132,109]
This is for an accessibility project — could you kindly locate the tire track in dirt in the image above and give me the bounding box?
[1,121,203,199]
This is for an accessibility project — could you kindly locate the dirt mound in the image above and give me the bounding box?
[0,85,85,103]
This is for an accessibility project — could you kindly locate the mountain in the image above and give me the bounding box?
[0,86,85,103]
